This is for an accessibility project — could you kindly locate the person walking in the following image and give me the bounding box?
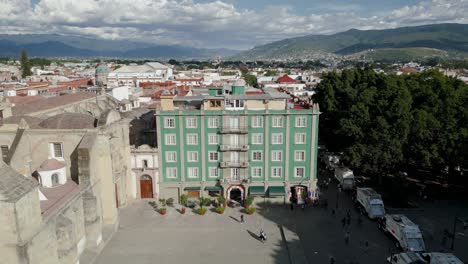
[240,214,244,224]
[342,217,346,228]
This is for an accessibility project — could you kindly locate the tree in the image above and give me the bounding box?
[20,49,32,78]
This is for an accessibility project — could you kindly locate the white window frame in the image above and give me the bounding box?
[188,167,199,178]
[208,167,219,178]
[272,133,283,144]
[252,167,262,178]
[186,117,197,128]
[252,151,262,161]
[295,116,307,127]
[187,151,199,162]
[272,151,282,162]
[295,133,306,144]
[272,116,283,128]
[294,167,305,178]
[186,134,198,145]
[165,134,176,145]
[271,167,283,178]
[295,150,306,161]
[49,142,63,159]
[208,134,219,145]
[164,117,175,128]
[166,167,177,178]
[252,116,263,128]
[208,151,219,162]
[208,117,219,128]
[231,168,240,181]
[166,151,177,162]
[252,133,263,145]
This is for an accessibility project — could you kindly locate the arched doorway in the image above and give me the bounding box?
[227,185,244,205]
[140,175,153,199]
[290,185,308,205]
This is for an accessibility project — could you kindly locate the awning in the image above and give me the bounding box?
[268,186,285,196]
[184,187,201,191]
[249,186,265,195]
[205,186,222,191]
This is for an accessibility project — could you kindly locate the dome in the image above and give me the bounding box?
[39,113,96,129]
[38,159,66,172]
[95,64,109,74]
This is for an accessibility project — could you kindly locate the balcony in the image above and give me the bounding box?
[219,126,248,134]
[219,144,249,152]
[219,161,249,168]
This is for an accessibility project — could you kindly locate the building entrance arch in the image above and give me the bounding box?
[140,175,153,199]
[227,184,245,205]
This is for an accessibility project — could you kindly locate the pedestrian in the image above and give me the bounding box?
[330,256,335,264]
[338,184,342,193]
[331,209,336,216]
[301,204,305,211]
[345,231,350,245]
[347,216,351,225]
[342,217,346,228]
[240,214,244,224]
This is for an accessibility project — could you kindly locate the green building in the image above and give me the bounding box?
[155,84,320,204]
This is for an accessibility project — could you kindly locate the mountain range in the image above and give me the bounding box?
[233,23,468,61]
[0,34,239,59]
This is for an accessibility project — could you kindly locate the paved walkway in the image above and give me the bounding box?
[96,202,290,264]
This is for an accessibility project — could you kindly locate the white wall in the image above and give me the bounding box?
[39,167,67,188]
[108,86,130,101]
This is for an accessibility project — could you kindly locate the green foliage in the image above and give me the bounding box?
[215,206,225,214]
[217,195,226,206]
[158,198,166,207]
[244,195,254,207]
[180,194,188,207]
[20,49,32,78]
[166,198,174,206]
[195,207,207,215]
[245,207,256,215]
[313,68,468,182]
[29,58,52,67]
[265,70,278,76]
[198,197,211,208]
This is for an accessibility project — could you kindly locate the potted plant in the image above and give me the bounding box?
[245,207,256,215]
[180,194,188,214]
[195,197,210,215]
[181,207,186,214]
[195,207,207,215]
[160,207,167,215]
[244,195,254,209]
[215,206,225,214]
[217,195,226,207]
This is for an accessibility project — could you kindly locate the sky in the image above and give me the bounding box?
[0,0,467,50]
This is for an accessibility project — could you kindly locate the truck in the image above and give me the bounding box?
[355,187,385,219]
[334,167,355,190]
[387,252,463,264]
[380,214,426,252]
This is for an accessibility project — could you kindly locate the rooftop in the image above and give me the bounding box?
[0,161,38,203]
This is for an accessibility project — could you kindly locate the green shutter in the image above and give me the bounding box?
[268,186,285,196]
[249,186,265,196]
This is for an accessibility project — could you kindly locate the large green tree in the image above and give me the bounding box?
[20,49,32,78]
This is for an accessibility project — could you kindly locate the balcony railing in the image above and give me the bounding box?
[219,144,249,152]
[219,126,248,134]
[219,161,249,168]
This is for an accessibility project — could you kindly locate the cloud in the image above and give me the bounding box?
[0,0,466,49]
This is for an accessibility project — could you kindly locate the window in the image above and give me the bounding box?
[187,151,199,162]
[165,134,176,145]
[252,134,263,144]
[252,151,262,161]
[209,100,222,107]
[164,117,175,128]
[295,116,306,127]
[186,134,198,145]
[295,151,306,161]
[252,116,263,128]
[208,134,219,145]
[166,167,177,178]
[252,167,262,178]
[143,160,148,168]
[272,116,283,127]
[166,151,177,162]
[229,117,240,128]
[295,167,305,178]
[51,173,59,185]
[230,134,239,145]
[50,143,63,158]
[231,152,240,162]
[272,151,282,161]
[272,133,283,144]
[295,133,306,144]
[188,167,199,178]
[209,167,219,178]
[272,167,283,178]
[208,152,219,162]
[186,117,197,128]
[208,117,219,128]
[231,168,240,181]
[1,145,8,162]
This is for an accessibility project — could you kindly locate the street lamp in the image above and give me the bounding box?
[450,216,468,250]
